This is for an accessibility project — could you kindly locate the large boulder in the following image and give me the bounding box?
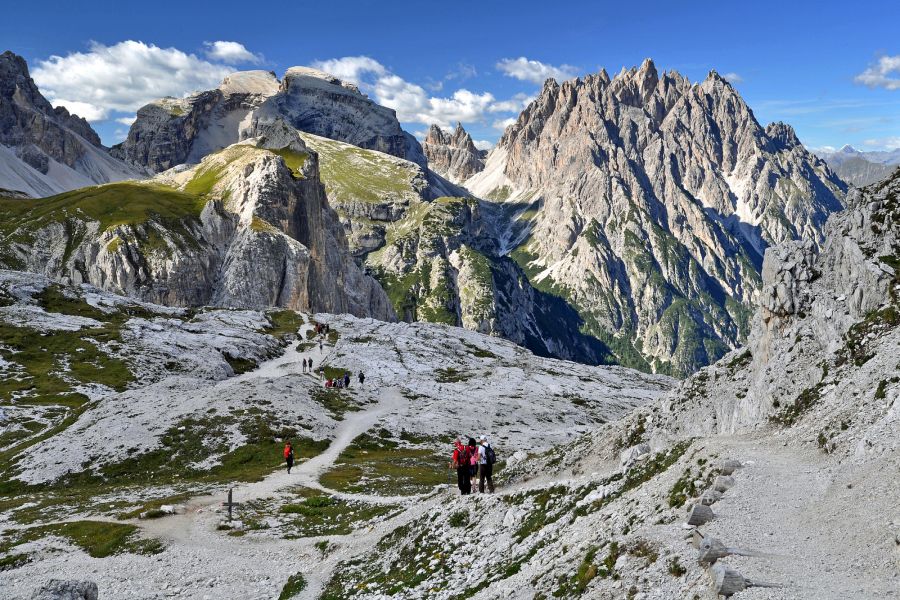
[31,579,98,600]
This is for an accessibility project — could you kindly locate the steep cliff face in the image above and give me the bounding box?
[363,195,611,363]
[0,51,138,197]
[296,131,431,258]
[662,169,899,444]
[466,59,847,376]
[422,123,485,183]
[0,120,394,319]
[254,67,427,168]
[115,66,427,173]
[110,70,281,172]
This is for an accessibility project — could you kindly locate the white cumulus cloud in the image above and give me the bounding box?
[203,41,263,64]
[723,72,743,84]
[496,57,579,84]
[855,55,900,90]
[115,116,137,126]
[473,139,494,151]
[313,56,387,82]
[493,117,517,131]
[32,40,236,122]
[50,99,109,122]
[311,55,524,128]
[488,93,534,113]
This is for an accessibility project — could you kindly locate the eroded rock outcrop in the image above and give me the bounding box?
[0,120,394,319]
[422,123,485,183]
[110,70,280,172]
[31,579,98,600]
[663,169,899,438]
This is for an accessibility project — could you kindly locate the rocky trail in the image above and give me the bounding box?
[0,323,440,599]
[693,435,899,599]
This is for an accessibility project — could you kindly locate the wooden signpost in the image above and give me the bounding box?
[221,488,241,521]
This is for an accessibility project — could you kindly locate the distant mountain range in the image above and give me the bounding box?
[814,144,900,187]
[0,51,853,376]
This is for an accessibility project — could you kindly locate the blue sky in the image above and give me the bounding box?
[3,0,899,152]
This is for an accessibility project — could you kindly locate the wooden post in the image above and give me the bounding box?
[700,489,723,506]
[712,475,735,493]
[687,503,714,526]
[221,487,241,521]
[719,459,742,476]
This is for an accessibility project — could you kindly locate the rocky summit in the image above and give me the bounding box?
[114,66,428,174]
[466,59,847,376]
[0,51,138,197]
[422,122,486,183]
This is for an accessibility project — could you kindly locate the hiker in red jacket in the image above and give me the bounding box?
[450,439,471,495]
[284,441,294,474]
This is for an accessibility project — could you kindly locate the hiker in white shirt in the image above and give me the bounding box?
[477,435,495,493]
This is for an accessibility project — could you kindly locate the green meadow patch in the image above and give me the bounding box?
[319,432,446,496]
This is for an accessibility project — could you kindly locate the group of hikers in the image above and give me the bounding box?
[451,436,496,495]
[282,434,498,495]
[324,371,364,388]
[301,358,314,373]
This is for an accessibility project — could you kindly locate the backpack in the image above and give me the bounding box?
[485,445,496,465]
[455,446,469,468]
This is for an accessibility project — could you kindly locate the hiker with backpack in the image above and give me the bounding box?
[466,437,479,492]
[344,372,351,388]
[478,436,496,493]
[451,438,471,495]
[358,372,365,386]
[284,441,295,474]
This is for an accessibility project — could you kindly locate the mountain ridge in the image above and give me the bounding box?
[0,50,139,197]
[463,59,847,376]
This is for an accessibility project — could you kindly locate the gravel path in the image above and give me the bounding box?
[700,434,898,599]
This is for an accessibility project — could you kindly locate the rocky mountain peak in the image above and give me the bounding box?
[424,123,449,146]
[0,50,135,196]
[472,59,847,376]
[115,63,429,173]
[597,67,610,85]
[219,70,280,96]
[422,122,485,183]
[765,121,802,150]
[282,66,362,95]
[1,50,49,112]
[451,122,479,154]
[635,57,659,91]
